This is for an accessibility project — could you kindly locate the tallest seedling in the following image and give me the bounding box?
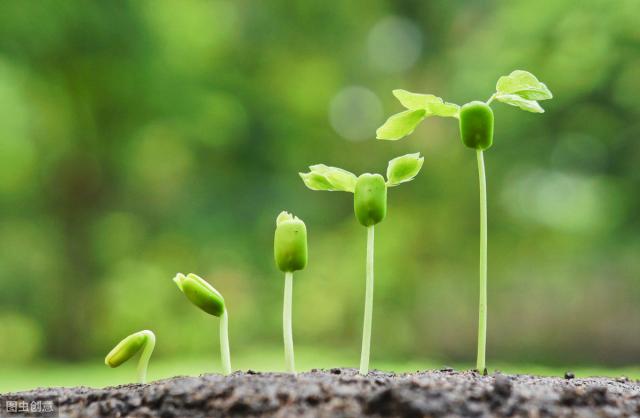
[377,70,553,373]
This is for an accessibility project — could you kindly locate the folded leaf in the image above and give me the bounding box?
[276,211,295,226]
[495,93,544,113]
[386,153,424,187]
[376,109,426,140]
[309,165,357,192]
[496,70,553,101]
[299,172,334,191]
[300,165,357,192]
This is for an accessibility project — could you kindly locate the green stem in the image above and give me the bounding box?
[220,308,232,375]
[476,150,488,374]
[359,225,375,375]
[136,331,155,384]
[283,271,295,373]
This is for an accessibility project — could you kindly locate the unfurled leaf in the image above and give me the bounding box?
[386,153,424,187]
[496,70,552,101]
[428,101,460,117]
[495,93,545,113]
[299,165,357,192]
[393,89,442,110]
[376,109,426,140]
[393,90,460,117]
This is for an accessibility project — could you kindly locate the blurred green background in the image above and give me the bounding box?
[1,0,639,391]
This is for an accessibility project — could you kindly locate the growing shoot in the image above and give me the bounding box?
[274,211,308,373]
[104,329,156,384]
[300,153,424,374]
[376,70,553,373]
[173,272,232,375]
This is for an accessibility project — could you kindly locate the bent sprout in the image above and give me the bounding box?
[300,153,424,374]
[377,70,553,374]
[274,211,308,373]
[105,330,156,384]
[173,273,232,375]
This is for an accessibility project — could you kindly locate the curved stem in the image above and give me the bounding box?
[220,308,232,375]
[476,150,488,374]
[359,225,375,375]
[283,272,295,372]
[136,331,155,384]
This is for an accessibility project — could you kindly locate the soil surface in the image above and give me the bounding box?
[3,368,640,417]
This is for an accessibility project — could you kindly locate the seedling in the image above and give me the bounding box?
[300,153,424,374]
[274,211,308,373]
[104,329,156,384]
[173,273,232,375]
[376,70,553,373]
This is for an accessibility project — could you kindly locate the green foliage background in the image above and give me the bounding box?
[0,0,639,382]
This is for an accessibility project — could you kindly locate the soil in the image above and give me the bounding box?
[3,368,640,417]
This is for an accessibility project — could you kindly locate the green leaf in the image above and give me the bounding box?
[309,164,357,192]
[299,172,335,191]
[276,211,294,226]
[496,70,553,101]
[428,101,460,117]
[386,153,424,187]
[393,89,442,110]
[495,93,545,113]
[299,165,357,192]
[393,90,460,117]
[376,109,426,140]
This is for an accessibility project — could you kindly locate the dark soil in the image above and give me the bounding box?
[3,368,640,417]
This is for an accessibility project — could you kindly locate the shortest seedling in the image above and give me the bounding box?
[173,273,232,375]
[274,211,308,373]
[105,329,156,384]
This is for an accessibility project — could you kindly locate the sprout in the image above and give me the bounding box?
[300,153,424,374]
[173,273,232,375]
[274,211,308,372]
[376,70,553,374]
[105,330,155,384]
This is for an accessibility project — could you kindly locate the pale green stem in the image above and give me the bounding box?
[283,271,295,373]
[136,331,155,384]
[359,225,375,375]
[220,308,232,375]
[476,150,488,373]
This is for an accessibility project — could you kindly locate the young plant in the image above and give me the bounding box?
[104,329,156,384]
[300,153,424,374]
[274,211,308,373]
[376,70,553,373]
[173,273,232,375]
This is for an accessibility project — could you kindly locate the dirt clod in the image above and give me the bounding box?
[2,369,639,417]
[492,375,512,398]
